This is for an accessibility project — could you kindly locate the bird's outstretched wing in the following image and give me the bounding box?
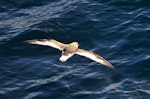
[25,39,65,51]
[75,49,114,69]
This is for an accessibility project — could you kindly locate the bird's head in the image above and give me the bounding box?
[72,42,79,48]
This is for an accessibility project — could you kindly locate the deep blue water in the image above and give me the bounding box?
[0,0,150,99]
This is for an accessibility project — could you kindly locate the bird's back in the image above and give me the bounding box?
[65,42,79,53]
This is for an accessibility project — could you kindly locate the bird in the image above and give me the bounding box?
[25,39,114,69]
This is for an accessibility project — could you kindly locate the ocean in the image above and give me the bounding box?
[0,0,150,99]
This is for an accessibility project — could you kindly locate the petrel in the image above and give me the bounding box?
[25,39,114,69]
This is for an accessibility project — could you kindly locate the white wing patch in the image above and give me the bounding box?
[75,49,114,69]
[25,39,64,51]
[76,52,104,63]
[59,53,74,62]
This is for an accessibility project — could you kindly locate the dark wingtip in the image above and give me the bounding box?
[103,60,115,69]
[107,63,115,69]
[23,40,32,44]
[23,40,36,44]
[110,65,115,69]
[24,40,29,43]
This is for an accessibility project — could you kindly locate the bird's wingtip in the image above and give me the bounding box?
[24,40,30,44]
[24,40,32,44]
[110,65,115,69]
[102,60,115,69]
[24,39,37,44]
[105,63,115,69]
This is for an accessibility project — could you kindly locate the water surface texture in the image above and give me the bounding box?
[0,0,150,99]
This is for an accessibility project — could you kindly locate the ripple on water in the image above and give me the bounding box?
[0,0,150,99]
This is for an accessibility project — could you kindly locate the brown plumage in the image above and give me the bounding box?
[25,39,114,69]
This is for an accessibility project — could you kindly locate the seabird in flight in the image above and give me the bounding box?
[25,39,114,69]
